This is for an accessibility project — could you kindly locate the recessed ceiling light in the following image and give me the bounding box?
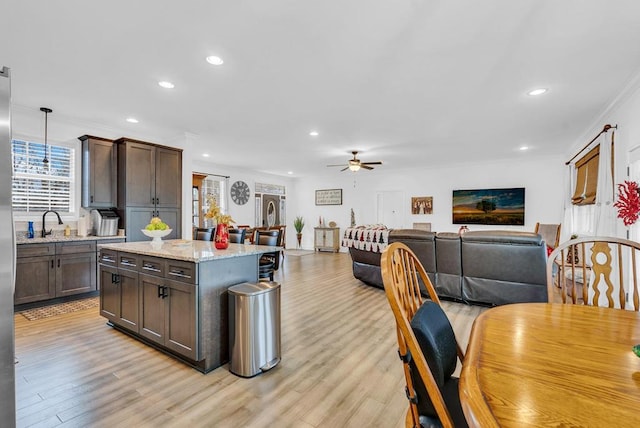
[202,153,210,158]
[126,117,139,123]
[206,56,224,65]
[519,146,529,151]
[527,88,547,96]
[158,81,175,89]
[287,171,293,175]
[309,131,319,136]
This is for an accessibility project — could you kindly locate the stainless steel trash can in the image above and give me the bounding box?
[228,281,281,377]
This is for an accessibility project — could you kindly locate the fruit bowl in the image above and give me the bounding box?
[141,229,172,243]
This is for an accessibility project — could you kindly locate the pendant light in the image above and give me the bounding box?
[40,107,52,164]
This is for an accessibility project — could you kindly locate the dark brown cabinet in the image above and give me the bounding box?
[116,138,182,241]
[15,241,96,305]
[15,244,56,305]
[125,207,179,242]
[16,239,124,306]
[55,241,97,297]
[99,251,197,360]
[99,249,140,332]
[79,135,117,208]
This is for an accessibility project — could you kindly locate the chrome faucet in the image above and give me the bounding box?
[42,210,63,238]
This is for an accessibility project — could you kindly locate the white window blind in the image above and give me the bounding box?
[12,139,75,213]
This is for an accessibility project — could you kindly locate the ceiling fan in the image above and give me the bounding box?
[327,151,383,172]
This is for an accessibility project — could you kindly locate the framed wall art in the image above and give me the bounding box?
[452,187,525,225]
[315,189,342,205]
[411,196,433,214]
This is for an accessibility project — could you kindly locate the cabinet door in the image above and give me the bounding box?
[155,148,181,208]
[56,252,97,297]
[88,139,117,207]
[165,279,198,360]
[125,207,156,242]
[156,209,180,240]
[100,265,119,321]
[139,273,166,345]
[15,256,55,304]
[118,268,140,332]
[124,142,155,206]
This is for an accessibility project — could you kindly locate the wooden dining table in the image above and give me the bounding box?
[459,303,640,427]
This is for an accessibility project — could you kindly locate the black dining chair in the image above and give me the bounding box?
[381,242,467,428]
[256,229,280,281]
[228,228,246,244]
[194,227,214,241]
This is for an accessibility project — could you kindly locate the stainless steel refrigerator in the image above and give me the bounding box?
[0,66,17,427]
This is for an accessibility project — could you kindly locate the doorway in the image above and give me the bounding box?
[376,190,404,228]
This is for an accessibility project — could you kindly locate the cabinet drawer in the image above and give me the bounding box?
[166,260,196,284]
[118,252,140,270]
[139,255,165,277]
[17,243,56,258]
[98,249,118,266]
[56,241,97,255]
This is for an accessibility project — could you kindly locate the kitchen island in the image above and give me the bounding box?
[98,239,278,373]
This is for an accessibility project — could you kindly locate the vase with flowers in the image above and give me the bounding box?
[204,195,235,249]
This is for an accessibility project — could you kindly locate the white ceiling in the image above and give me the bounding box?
[3,0,640,177]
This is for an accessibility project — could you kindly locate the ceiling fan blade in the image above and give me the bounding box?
[327,164,348,167]
[361,161,383,166]
[340,166,350,172]
[361,164,374,170]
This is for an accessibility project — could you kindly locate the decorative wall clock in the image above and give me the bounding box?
[230,180,250,205]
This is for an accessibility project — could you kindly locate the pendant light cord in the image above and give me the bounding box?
[40,107,52,164]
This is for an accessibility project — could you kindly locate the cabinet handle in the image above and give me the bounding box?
[51,260,54,269]
[168,269,190,279]
[91,195,94,203]
[102,256,115,263]
[156,197,159,204]
[157,285,168,299]
[143,263,161,272]
[151,197,155,204]
[58,259,60,268]
[111,273,120,284]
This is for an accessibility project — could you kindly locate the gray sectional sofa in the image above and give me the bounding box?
[347,229,548,306]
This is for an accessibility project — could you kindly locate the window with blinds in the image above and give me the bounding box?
[12,139,75,213]
[571,145,600,205]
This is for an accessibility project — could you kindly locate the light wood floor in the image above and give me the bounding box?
[14,252,487,428]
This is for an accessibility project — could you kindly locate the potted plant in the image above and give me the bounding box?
[294,216,305,249]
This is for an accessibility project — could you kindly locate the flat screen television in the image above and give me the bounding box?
[452,187,525,225]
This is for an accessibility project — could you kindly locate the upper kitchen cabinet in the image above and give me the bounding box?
[115,138,182,240]
[116,139,182,208]
[79,135,117,208]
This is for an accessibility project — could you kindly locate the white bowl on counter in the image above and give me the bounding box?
[141,229,172,243]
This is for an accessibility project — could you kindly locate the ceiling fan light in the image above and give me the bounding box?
[348,163,360,172]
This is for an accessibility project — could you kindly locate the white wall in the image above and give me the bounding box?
[291,155,565,251]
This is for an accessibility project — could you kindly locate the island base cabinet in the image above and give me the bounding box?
[100,265,140,332]
[100,265,119,321]
[139,274,198,361]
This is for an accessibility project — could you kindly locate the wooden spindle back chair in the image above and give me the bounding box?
[381,242,466,428]
[547,236,640,310]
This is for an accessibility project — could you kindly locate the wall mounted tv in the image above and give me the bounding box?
[452,187,525,225]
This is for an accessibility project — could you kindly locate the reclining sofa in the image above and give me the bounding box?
[344,228,548,306]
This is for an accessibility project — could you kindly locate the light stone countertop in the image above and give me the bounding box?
[16,233,125,245]
[98,239,280,263]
